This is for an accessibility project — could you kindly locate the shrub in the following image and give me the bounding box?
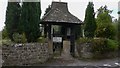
[2,39,13,45]
[76,37,93,44]
[20,33,27,43]
[12,33,27,43]
[37,37,46,43]
[91,38,107,54]
[77,38,118,52]
[95,24,116,39]
[12,33,21,43]
[2,27,9,39]
[92,38,118,59]
[107,39,118,51]
[77,38,118,59]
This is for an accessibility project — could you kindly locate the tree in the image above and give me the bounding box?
[95,6,116,39]
[5,2,21,41]
[21,1,41,42]
[44,5,51,16]
[118,11,120,14]
[118,17,120,41]
[2,26,9,39]
[84,2,96,38]
[97,5,112,17]
[42,5,51,37]
[75,25,82,39]
[112,19,118,40]
[118,17,120,51]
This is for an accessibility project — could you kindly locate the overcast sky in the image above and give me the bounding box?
[0,0,119,31]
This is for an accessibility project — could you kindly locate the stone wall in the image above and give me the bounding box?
[76,43,93,59]
[76,43,117,59]
[2,43,50,66]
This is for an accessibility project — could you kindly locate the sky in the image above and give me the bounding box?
[0,0,119,31]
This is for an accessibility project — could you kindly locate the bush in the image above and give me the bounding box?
[76,37,93,44]
[91,38,118,54]
[21,33,27,43]
[77,38,118,53]
[107,39,118,51]
[77,38,118,59]
[12,33,21,43]
[37,37,46,43]
[95,24,116,39]
[12,33,27,43]
[2,27,9,39]
[2,39,13,45]
[91,38,108,54]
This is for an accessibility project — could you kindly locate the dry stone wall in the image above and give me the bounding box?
[77,43,93,59]
[76,43,117,59]
[2,43,50,66]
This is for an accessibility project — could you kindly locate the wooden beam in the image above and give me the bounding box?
[48,24,51,39]
[44,24,47,38]
[70,26,75,57]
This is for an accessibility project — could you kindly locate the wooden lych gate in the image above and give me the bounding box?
[41,1,83,57]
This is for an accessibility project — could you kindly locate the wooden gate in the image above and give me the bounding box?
[52,34,63,55]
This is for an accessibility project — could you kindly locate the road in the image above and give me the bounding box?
[32,56,120,67]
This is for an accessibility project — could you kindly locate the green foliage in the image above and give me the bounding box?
[97,5,112,17]
[2,26,9,39]
[118,17,120,42]
[107,39,118,51]
[76,37,93,44]
[0,31,2,39]
[44,5,51,16]
[21,2,41,42]
[91,38,108,54]
[95,6,116,39]
[12,33,27,43]
[77,38,118,54]
[118,11,120,14]
[5,2,21,41]
[37,37,46,43]
[75,25,82,39]
[12,33,21,43]
[95,24,116,39]
[84,2,97,38]
[21,33,27,43]
[2,39,13,45]
[91,38,118,59]
[92,38,118,54]
[5,1,42,43]
[112,22,118,40]
[117,17,120,51]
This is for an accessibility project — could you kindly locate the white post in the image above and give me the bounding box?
[82,29,85,38]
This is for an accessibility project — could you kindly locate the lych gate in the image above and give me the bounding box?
[41,1,83,57]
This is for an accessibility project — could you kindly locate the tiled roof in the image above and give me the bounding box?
[42,2,83,24]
